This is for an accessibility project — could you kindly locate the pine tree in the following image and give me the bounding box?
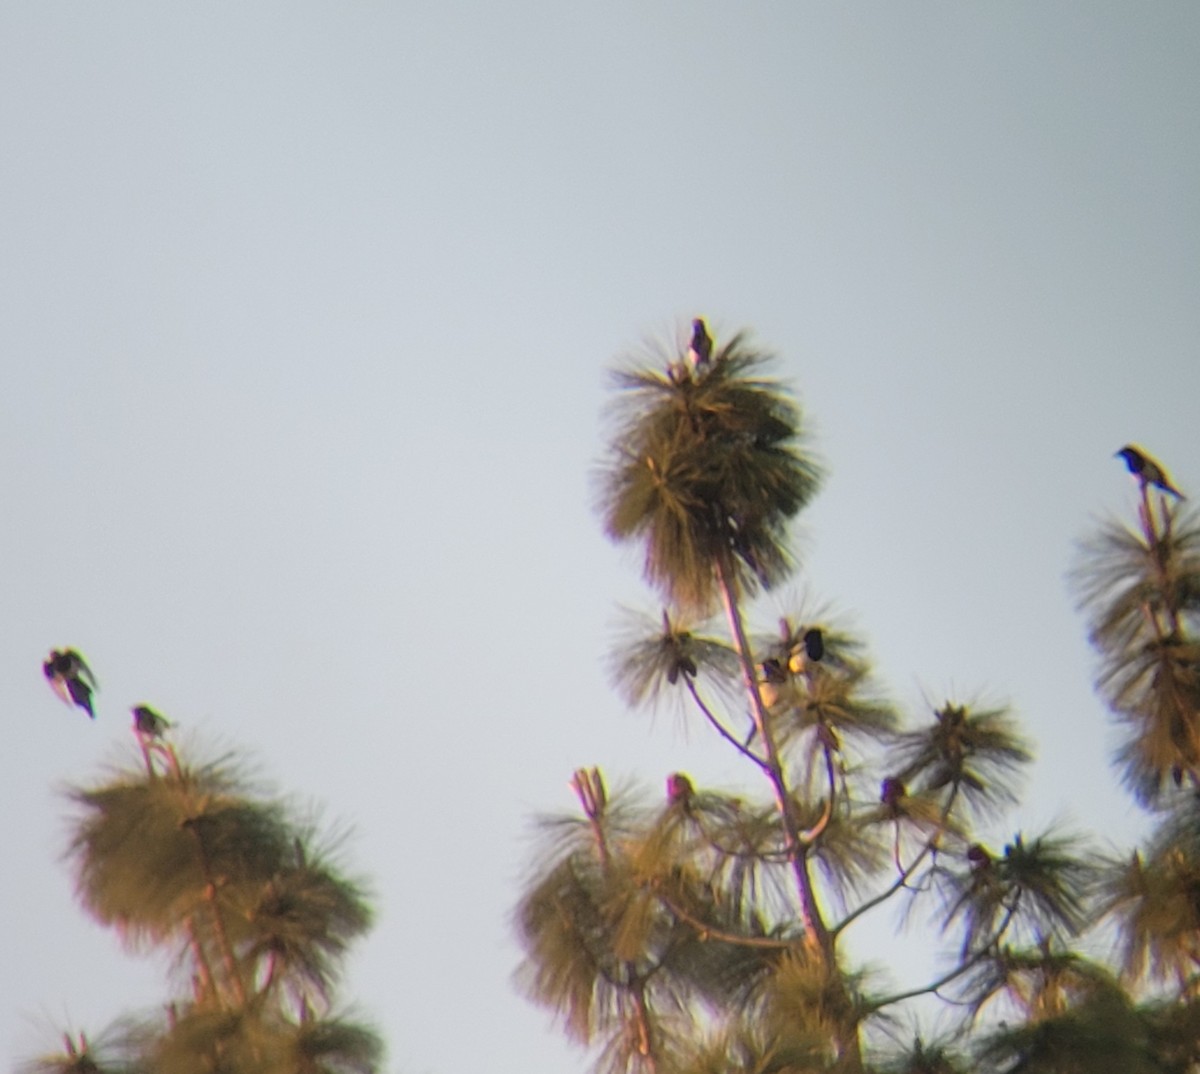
[21,717,383,1074]
[513,321,1181,1074]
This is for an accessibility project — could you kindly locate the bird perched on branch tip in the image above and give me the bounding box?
[688,318,713,370]
[1117,445,1185,499]
[667,772,694,805]
[132,704,170,738]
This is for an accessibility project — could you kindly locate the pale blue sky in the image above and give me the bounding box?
[2,5,1198,1072]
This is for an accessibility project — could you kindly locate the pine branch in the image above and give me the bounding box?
[651,887,796,951]
[832,784,961,937]
[572,767,612,868]
[797,743,838,847]
[683,677,769,770]
[865,900,1019,1013]
[184,913,220,1008]
[715,554,832,962]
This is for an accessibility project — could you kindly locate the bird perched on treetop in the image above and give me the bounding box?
[132,704,170,738]
[43,648,97,718]
[688,317,713,370]
[1117,445,1185,499]
[666,772,694,806]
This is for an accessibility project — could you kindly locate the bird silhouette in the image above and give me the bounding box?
[666,772,694,805]
[787,628,824,674]
[688,317,713,369]
[802,627,824,662]
[760,657,788,684]
[43,648,97,718]
[880,777,906,814]
[966,843,991,870]
[756,658,789,710]
[132,704,170,738]
[1117,445,1185,499]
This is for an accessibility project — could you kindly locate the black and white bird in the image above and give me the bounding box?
[1117,445,1185,499]
[43,648,97,719]
[132,704,170,738]
[688,317,713,370]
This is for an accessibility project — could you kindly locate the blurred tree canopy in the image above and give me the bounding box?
[22,720,383,1074]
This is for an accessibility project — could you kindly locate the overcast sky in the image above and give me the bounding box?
[3,4,1199,1072]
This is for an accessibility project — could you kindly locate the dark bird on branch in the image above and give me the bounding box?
[662,610,699,684]
[757,658,789,712]
[966,843,991,870]
[880,777,906,815]
[688,317,713,369]
[802,628,824,662]
[760,657,788,684]
[666,655,698,685]
[787,628,824,674]
[43,648,97,718]
[667,772,694,805]
[1117,445,1185,499]
[132,704,170,738]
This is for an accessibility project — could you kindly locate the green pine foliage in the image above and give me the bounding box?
[23,729,382,1074]
[515,321,1200,1074]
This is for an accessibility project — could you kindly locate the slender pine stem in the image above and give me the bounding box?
[865,902,1019,1013]
[185,822,248,1007]
[630,982,656,1070]
[184,913,220,1008]
[652,888,795,950]
[683,678,768,769]
[833,784,960,937]
[798,742,838,845]
[714,555,831,959]
[572,768,665,1071]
